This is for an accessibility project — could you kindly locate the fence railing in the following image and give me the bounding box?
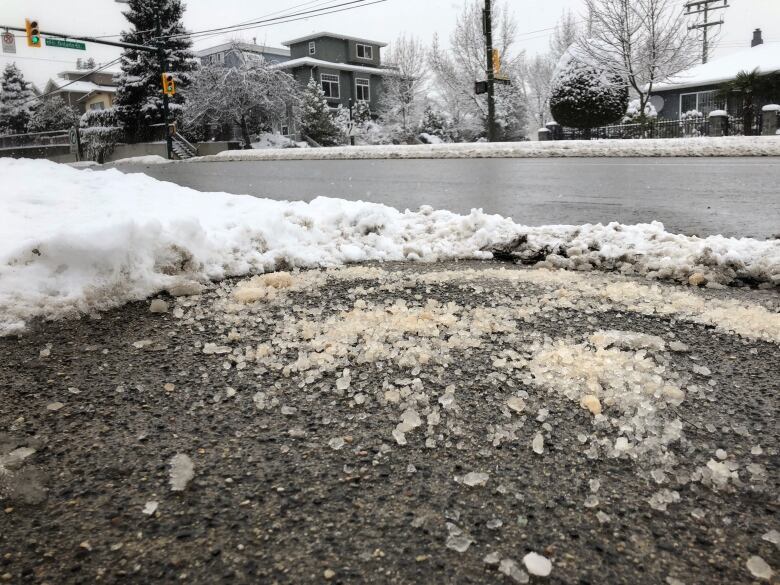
[553,112,763,141]
[0,129,71,149]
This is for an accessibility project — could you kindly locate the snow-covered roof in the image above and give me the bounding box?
[282,32,387,48]
[47,80,117,95]
[273,57,393,75]
[58,69,121,76]
[653,44,780,92]
[195,42,290,58]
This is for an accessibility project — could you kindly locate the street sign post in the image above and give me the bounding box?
[46,38,86,50]
[1,31,16,53]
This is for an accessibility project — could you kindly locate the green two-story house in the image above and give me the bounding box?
[276,32,389,113]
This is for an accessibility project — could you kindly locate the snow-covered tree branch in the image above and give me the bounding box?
[381,34,428,130]
[579,0,698,113]
[184,57,300,148]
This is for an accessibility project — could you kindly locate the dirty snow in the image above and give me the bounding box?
[2,158,779,335]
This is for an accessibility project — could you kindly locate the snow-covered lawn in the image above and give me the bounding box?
[250,132,308,150]
[190,136,780,162]
[1,157,778,334]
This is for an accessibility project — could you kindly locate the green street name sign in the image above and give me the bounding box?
[45,38,86,50]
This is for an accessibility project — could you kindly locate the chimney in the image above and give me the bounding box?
[751,28,763,47]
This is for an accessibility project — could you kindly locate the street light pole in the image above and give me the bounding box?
[484,0,496,142]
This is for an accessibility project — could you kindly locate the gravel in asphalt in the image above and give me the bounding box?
[1,262,778,584]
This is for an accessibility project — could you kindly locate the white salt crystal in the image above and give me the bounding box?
[445,534,472,553]
[169,454,194,491]
[500,558,530,583]
[746,555,773,580]
[532,433,544,455]
[507,396,526,413]
[149,299,169,313]
[328,437,345,451]
[523,552,552,577]
[762,529,780,546]
[462,472,489,487]
[142,501,159,515]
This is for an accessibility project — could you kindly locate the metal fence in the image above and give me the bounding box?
[0,129,71,149]
[554,112,763,140]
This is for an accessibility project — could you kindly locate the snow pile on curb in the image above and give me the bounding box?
[492,222,780,287]
[108,154,173,166]
[1,158,778,334]
[188,136,780,162]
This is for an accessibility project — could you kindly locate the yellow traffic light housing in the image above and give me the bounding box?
[161,73,176,96]
[25,18,41,48]
[492,49,500,76]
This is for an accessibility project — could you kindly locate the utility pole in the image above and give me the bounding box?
[483,0,496,142]
[685,0,729,64]
[156,1,173,160]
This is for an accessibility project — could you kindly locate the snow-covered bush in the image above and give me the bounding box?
[623,99,658,123]
[28,97,79,133]
[549,47,627,131]
[680,110,703,120]
[300,77,342,146]
[418,106,449,141]
[353,101,372,125]
[678,110,705,138]
[0,63,36,135]
[80,108,123,163]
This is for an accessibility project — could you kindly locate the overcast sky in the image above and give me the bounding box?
[2,0,779,89]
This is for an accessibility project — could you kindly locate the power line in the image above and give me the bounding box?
[189,0,356,46]
[160,0,387,42]
[0,54,87,65]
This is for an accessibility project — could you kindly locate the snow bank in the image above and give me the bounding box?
[1,158,778,334]
[108,154,173,165]
[190,136,780,162]
[250,133,302,150]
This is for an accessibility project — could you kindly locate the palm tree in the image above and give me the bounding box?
[717,69,780,135]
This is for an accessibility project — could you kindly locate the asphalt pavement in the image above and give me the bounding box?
[112,158,780,239]
[2,262,778,584]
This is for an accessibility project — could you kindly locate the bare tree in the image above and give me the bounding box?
[428,0,526,139]
[525,54,555,128]
[184,55,299,148]
[580,0,699,115]
[549,10,581,61]
[381,34,428,130]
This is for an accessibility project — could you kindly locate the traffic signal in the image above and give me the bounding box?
[161,73,176,96]
[25,19,41,48]
[492,48,500,76]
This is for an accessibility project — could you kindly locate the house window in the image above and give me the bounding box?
[356,43,373,60]
[321,73,340,99]
[309,41,316,55]
[679,90,718,116]
[89,102,105,111]
[355,78,370,102]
